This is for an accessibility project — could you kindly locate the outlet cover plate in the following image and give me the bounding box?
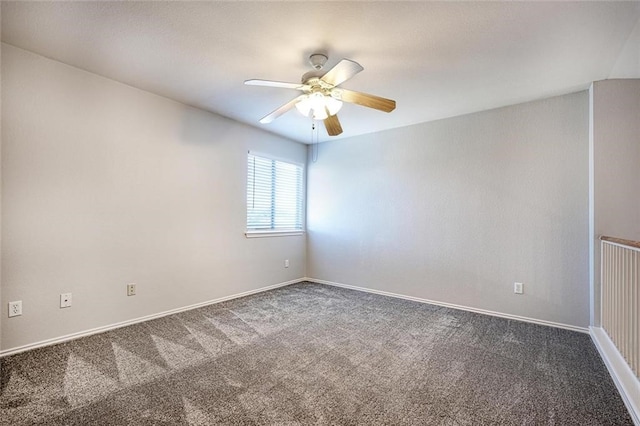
[514,282,524,294]
[127,283,136,296]
[8,301,22,317]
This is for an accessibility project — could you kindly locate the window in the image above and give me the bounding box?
[246,153,304,235]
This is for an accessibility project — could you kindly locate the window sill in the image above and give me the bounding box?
[245,230,305,238]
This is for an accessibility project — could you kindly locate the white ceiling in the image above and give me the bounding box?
[2,1,639,144]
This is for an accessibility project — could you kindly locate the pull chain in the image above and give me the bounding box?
[311,121,319,162]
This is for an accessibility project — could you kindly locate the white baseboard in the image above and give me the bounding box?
[0,278,305,358]
[0,277,590,356]
[590,327,640,425]
[306,277,589,334]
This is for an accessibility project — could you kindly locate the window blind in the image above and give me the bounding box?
[247,154,304,232]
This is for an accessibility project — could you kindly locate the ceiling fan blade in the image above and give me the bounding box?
[259,95,307,124]
[324,113,343,136]
[245,79,310,91]
[333,88,396,113]
[320,59,364,87]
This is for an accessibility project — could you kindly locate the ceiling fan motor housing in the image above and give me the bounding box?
[301,72,328,87]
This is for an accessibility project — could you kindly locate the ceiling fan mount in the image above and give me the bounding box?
[308,53,328,71]
[244,52,396,136]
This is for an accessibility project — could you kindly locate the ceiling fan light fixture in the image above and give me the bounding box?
[295,92,342,120]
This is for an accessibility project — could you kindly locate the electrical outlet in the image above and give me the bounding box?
[60,293,72,308]
[8,301,22,317]
[127,283,136,296]
[514,282,524,294]
[284,259,289,268]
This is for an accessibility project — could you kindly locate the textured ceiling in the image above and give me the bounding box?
[2,1,640,144]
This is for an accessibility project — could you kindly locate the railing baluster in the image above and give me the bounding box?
[601,236,640,379]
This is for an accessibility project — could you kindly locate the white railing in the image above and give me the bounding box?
[601,236,640,380]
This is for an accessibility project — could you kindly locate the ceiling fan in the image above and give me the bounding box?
[244,53,396,136]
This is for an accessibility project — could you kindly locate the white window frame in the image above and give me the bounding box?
[245,152,305,238]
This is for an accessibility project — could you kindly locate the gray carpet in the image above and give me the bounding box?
[0,282,632,425]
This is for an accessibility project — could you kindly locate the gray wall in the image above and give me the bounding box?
[307,92,590,328]
[590,79,640,326]
[1,44,307,351]
[5,41,634,350]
